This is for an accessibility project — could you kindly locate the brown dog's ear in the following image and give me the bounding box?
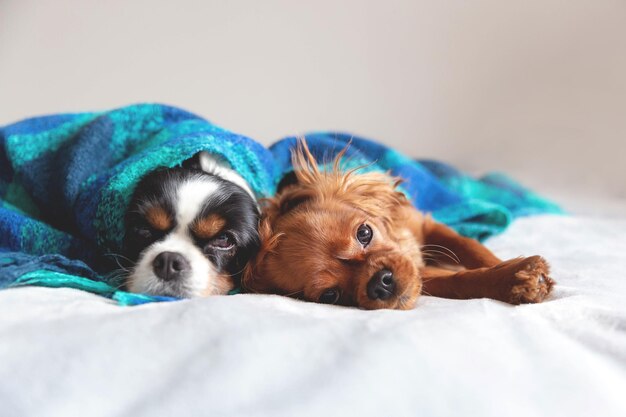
[241,213,283,294]
[276,186,316,215]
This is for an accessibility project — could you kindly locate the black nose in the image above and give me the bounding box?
[152,252,191,281]
[367,269,396,300]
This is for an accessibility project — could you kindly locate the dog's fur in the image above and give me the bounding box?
[243,141,554,310]
[123,152,259,298]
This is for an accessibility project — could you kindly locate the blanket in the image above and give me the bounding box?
[0,104,274,304]
[270,133,562,240]
[0,105,562,305]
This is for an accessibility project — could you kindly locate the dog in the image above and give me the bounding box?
[123,152,260,298]
[242,141,555,310]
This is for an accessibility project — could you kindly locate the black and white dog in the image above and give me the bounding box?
[123,152,259,298]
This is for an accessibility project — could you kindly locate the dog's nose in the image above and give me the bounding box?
[367,269,396,300]
[152,252,190,281]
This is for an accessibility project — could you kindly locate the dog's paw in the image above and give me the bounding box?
[506,256,555,304]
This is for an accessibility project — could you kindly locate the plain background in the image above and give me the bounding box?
[1,0,625,212]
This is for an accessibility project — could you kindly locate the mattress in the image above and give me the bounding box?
[1,213,625,417]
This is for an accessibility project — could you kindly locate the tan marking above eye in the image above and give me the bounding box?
[192,214,227,239]
[144,206,172,231]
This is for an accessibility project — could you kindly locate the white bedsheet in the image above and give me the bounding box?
[1,214,625,417]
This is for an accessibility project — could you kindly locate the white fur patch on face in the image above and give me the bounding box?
[127,176,227,298]
[175,177,219,228]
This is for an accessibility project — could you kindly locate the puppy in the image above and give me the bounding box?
[123,152,259,298]
[243,141,554,310]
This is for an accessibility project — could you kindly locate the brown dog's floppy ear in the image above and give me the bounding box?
[276,185,318,215]
[241,209,283,294]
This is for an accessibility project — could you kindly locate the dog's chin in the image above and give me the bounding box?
[126,273,232,298]
[127,275,193,298]
[393,285,421,310]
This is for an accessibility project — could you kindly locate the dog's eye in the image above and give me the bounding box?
[356,224,373,246]
[318,288,340,304]
[208,233,235,250]
[134,226,153,240]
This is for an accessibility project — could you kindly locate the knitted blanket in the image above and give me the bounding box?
[0,106,562,305]
[0,104,274,305]
[270,133,562,241]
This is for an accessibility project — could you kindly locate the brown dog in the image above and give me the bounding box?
[243,141,554,310]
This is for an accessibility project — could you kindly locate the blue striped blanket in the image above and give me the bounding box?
[0,104,562,304]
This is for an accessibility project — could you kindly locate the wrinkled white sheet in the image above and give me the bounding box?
[1,215,625,417]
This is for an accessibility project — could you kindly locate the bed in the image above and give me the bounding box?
[1,211,625,417]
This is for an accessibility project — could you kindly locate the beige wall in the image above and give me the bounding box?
[2,0,625,204]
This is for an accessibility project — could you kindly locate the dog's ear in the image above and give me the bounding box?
[277,185,317,215]
[241,216,282,294]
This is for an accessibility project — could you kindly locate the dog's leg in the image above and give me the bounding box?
[420,220,554,304]
[420,257,554,304]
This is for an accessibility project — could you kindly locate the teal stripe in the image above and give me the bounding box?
[5,114,100,166]
[10,269,173,306]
